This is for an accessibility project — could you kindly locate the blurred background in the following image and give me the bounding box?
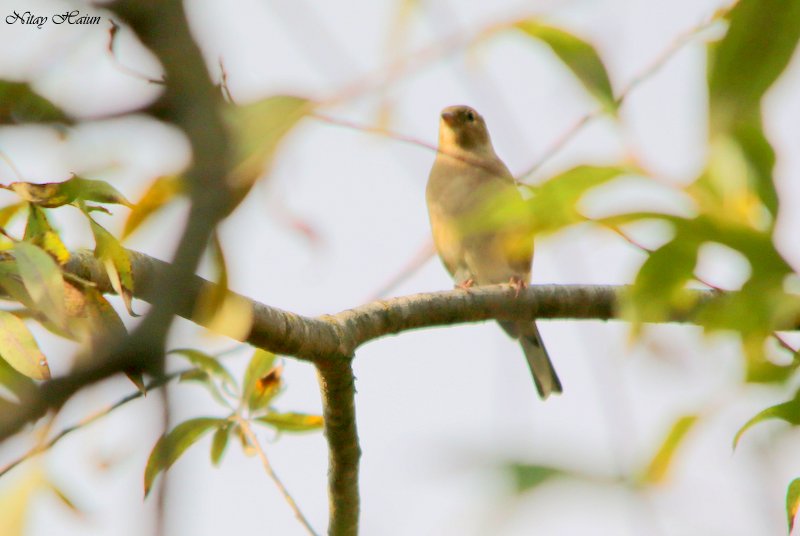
[1,0,799,534]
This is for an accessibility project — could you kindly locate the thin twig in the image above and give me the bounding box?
[0,371,184,478]
[517,6,732,182]
[364,240,435,301]
[234,416,319,536]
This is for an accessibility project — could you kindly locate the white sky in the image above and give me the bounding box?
[1,0,800,535]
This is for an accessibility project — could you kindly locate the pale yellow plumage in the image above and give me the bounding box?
[426,105,562,399]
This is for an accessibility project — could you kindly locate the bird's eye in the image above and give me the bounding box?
[465,111,475,122]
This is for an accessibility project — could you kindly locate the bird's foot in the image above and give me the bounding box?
[456,278,474,290]
[509,276,526,298]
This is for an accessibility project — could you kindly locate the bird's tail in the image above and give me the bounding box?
[499,321,562,399]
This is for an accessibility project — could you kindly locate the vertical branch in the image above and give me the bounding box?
[317,358,361,536]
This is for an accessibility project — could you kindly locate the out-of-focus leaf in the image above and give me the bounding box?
[45,481,83,517]
[466,165,630,238]
[691,131,775,229]
[90,220,135,316]
[624,233,700,327]
[122,175,183,239]
[14,242,66,328]
[241,349,281,413]
[0,467,46,536]
[0,310,49,380]
[506,463,565,494]
[255,412,324,433]
[6,182,70,208]
[210,421,232,466]
[528,166,631,233]
[641,415,698,484]
[194,234,253,340]
[66,177,132,207]
[0,80,68,124]
[0,353,36,405]
[5,177,131,209]
[0,261,35,310]
[0,203,25,228]
[225,95,310,202]
[733,388,800,449]
[169,348,237,395]
[515,20,616,112]
[82,285,127,343]
[707,0,800,133]
[144,417,224,497]
[787,478,800,532]
[23,205,69,264]
[178,369,229,407]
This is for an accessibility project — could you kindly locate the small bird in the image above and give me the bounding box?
[426,105,562,399]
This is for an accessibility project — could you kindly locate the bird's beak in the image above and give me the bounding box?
[441,110,458,127]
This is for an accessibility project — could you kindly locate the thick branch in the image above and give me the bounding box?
[65,249,717,361]
[317,359,360,536]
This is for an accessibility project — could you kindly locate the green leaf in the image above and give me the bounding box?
[177,370,227,406]
[64,177,132,207]
[241,349,281,413]
[707,0,800,133]
[733,389,800,449]
[0,203,25,228]
[5,176,131,209]
[225,95,310,202]
[0,80,68,124]
[210,422,232,466]
[255,412,324,433]
[0,310,50,380]
[506,463,565,494]
[0,467,46,536]
[528,166,632,232]
[122,176,183,239]
[169,348,237,394]
[787,478,800,533]
[624,232,700,326]
[14,242,66,328]
[466,165,631,238]
[89,219,135,316]
[0,353,37,404]
[23,205,69,265]
[640,415,698,484]
[515,20,616,112]
[143,417,224,496]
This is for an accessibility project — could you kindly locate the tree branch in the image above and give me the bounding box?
[62,249,725,363]
[317,359,360,536]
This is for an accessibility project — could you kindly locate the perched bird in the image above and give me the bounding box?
[426,105,562,399]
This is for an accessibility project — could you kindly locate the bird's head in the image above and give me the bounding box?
[438,105,494,156]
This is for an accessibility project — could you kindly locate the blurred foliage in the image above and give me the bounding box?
[0,0,800,530]
[0,81,69,124]
[514,20,617,113]
[788,478,800,532]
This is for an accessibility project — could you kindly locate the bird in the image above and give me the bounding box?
[426,104,562,399]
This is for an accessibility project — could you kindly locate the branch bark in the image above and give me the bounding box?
[0,248,736,535]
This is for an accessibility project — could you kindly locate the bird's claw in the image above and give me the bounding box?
[456,278,474,290]
[509,276,526,298]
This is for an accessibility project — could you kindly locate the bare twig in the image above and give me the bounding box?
[364,240,436,301]
[0,371,184,478]
[518,6,732,181]
[235,416,320,536]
